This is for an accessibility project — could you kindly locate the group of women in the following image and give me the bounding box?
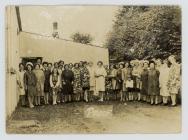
[16,55,181,108]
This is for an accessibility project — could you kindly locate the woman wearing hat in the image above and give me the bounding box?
[24,62,37,108]
[33,64,45,106]
[132,60,142,101]
[95,61,107,102]
[159,59,170,105]
[122,62,132,101]
[140,61,149,102]
[148,61,160,105]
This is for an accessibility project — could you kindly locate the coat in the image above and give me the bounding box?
[24,71,37,97]
[43,69,51,93]
[95,67,107,94]
[140,68,149,95]
[33,69,45,96]
[62,70,74,95]
[159,65,170,96]
[17,70,26,96]
[148,69,160,96]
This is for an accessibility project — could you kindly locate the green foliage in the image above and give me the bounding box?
[71,32,93,44]
[105,6,181,62]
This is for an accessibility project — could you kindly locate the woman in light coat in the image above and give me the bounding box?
[95,61,107,102]
[159,59,170,105]
[17,63,26,106]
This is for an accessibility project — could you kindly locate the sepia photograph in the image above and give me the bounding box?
[5,5,181,134]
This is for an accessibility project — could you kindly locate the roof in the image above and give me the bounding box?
[21,31,108,49]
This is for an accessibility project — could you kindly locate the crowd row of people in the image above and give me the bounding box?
[17,55,181,108]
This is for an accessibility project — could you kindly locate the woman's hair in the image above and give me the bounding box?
[19,63,24,68]
[19,63,24,71]
[97,61,103,65]
[149,61,156,67]
[74,63,79,67]
[58,60,64,65]
[64,64,69,69]
[110,64,114,68]
[42,61,48,66]
[35,63,40,68]
[51,68,59,75]
[119,63,124,68]
[54,62,58,66]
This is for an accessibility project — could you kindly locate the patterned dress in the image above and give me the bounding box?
[80,67,90,90]
[73,68,82,94]
[50,74,60,95]
[105,68,113,92]
[167,63,181,94]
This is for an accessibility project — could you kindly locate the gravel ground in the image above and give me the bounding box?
[6,101,181,134]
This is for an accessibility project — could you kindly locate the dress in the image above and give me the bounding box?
[140,68,149,95]
[159,65,170,96]
[72,68,82,94]
[33,69,45,96]
[17,70,26,95]
[24,71,37,97]
[80,67,90,90]
[116,68,123,90]
[122,67,132,91]
[95,67,107,94]
[109,69,117,90]
[87,66,95,91]
[50,74,60,95]
[167,63,181,94]
[62,70,74,95]
[148,69,160,96]
[132,66,141,92]
[125,80,134,92]
[43,69,51,93]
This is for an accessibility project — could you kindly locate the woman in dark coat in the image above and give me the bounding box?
[24,62,37,108]
[140,61,149,102]
[43,62,51,104]
[148,61,160,105]
[61,64,74,102]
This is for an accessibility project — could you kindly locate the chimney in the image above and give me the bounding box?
[52,22,59,38]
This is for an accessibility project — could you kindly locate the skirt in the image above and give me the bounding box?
[62,81,73,95]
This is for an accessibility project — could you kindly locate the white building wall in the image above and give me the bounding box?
[19,32,109,67]
[6,6,20,119]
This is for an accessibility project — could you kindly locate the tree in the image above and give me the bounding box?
[71,32,93,44]
[105,6,181,62]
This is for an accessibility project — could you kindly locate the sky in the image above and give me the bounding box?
[19,6,120,46]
